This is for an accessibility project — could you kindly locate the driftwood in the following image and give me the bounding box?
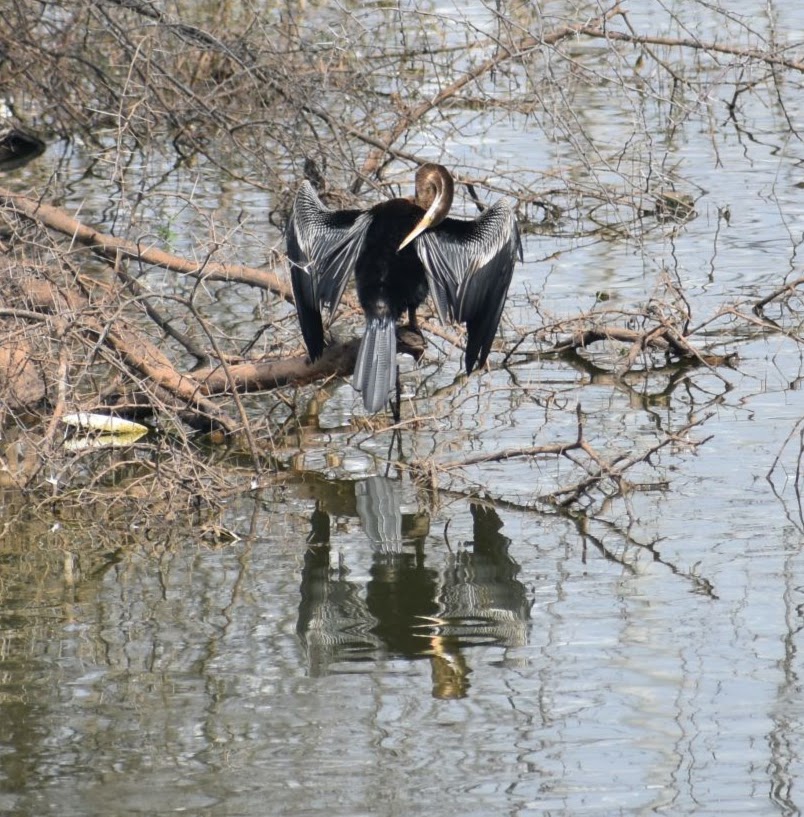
[549,325,733,370]
[196,327,425,395]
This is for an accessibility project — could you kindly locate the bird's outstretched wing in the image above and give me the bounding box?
[413,200,522,373]
[286,182,371,360]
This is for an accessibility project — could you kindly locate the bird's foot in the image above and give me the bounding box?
[397,325,426,361]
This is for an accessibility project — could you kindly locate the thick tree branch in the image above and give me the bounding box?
[0,186,292,300]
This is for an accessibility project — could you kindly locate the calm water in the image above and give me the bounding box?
[3,1,804,815]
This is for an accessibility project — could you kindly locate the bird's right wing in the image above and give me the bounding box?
[286,182,371,359]
[414,200,522,373]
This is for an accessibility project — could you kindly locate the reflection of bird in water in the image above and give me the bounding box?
[355,475,404,550]
[428,503,532,649]
[427,635,471,700]
[286,163,522,416]
[296,478,530,697]
[296,542,382,676]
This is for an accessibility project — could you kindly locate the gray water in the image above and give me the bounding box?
[3,1,804,815]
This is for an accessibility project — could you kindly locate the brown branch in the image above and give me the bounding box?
[197,327,425,395]
[547,323,732,369]
[552,326,670,353]
[433,440,579,470]
[90,314,242,434]
[197,340,360,395]
[753,276,804,313]
[3,262,432,428]
[723,305,804,346]
[113,260,210,364]
[2,274,241,433]
[0,341,47,411]
[0,185,293,300]
[579,24,804,74]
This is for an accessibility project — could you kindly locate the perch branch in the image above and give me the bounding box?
[197,327,424,395]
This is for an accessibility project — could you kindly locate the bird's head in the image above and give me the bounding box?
[398,163,454,251]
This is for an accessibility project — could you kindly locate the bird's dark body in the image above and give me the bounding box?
[355,199,429,323]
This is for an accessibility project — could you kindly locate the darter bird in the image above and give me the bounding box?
[286,163,522,417]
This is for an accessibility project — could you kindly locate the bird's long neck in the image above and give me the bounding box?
[397,163,454,250]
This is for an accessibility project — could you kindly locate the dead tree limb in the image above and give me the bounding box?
[194,326,425,395]
[544,413,713,507]
[580,23,804,74]
[0,186,292,300]
[752,276,804,314]
[412,407,712,510]
[197,340,360,395]
[0,270,242,433]
[547,324,732,369]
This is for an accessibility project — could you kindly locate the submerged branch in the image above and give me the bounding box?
[409,407,713,513]
[523,320,734,374]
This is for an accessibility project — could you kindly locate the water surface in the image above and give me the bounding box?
[3,1,804,815]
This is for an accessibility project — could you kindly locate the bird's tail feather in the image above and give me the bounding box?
[354,316,397,413]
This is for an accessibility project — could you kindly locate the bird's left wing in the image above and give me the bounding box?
[286,181,371,359]
[414,200,522,373]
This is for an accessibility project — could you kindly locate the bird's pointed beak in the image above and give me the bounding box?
[398,214,433,251]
